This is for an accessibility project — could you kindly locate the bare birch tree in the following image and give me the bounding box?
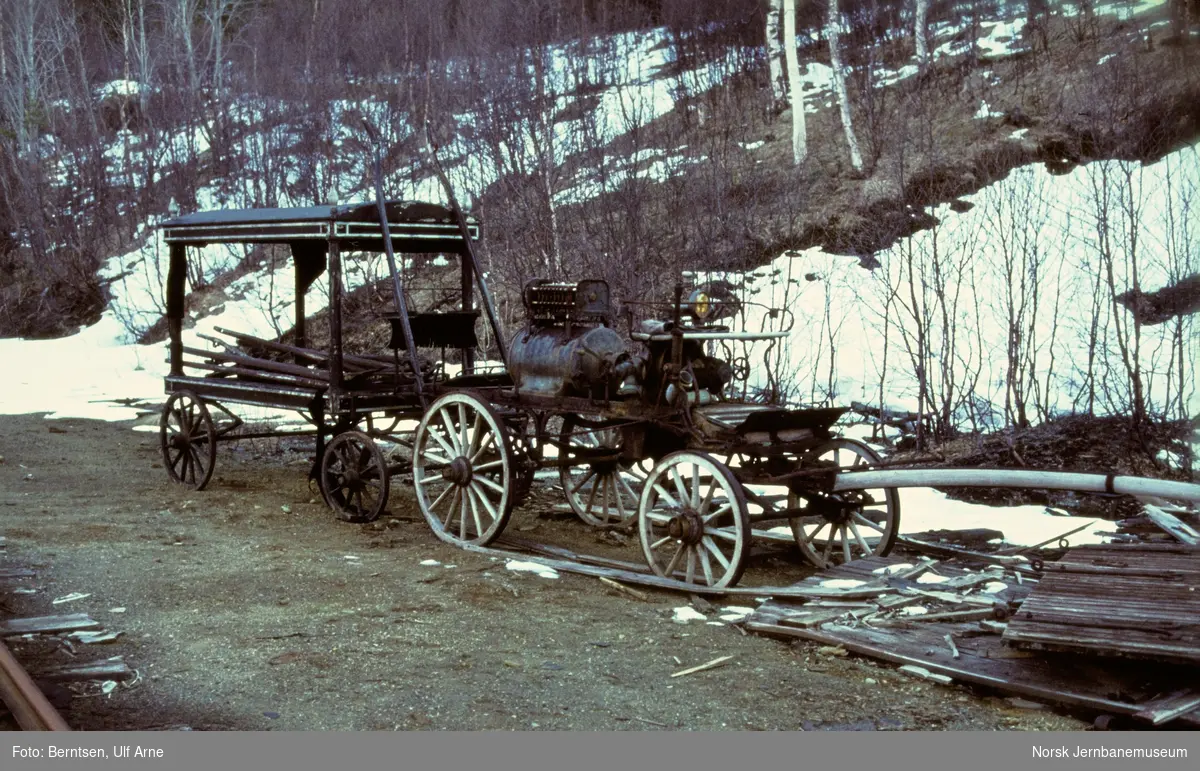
[783,0,806,165]
[765,0,786,107]
[914,0,929,66]
[826,0,863,173]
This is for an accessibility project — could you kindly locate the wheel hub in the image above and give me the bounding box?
[666,510,705,545]
[442,456,473,486]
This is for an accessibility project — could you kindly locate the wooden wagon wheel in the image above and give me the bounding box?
[412,392,514,546]
[637,451,750,588]
[320,430,390,523]
[789,437,900,568]
[159,390,217,490]
[559,415,645,527]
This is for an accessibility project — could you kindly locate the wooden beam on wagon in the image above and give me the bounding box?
[1143,503,1200,545]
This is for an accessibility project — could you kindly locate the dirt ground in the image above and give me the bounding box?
[0,411,1092,732]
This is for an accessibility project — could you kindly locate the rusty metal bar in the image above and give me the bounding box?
[0,638,70,731]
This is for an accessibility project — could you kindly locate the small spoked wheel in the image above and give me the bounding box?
[789,437,900,568]
[559,415,644,527]
[159,390,217,490]
[321,430,389,523]
[413,392,514,546]
[637,451,750,588]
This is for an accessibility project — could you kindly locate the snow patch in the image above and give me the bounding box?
[672,606,707,624]
[505,560,560,579]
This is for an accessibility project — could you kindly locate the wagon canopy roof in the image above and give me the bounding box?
[158,200,479,253]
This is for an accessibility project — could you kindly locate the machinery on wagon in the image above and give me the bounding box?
[407,272,909,587]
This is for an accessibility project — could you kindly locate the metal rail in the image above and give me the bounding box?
[0,638,71,731]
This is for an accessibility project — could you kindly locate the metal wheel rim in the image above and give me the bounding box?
[637,451,750,588]
[559,415,644,527]
[789,438,900,568]
[321,430,390,523]
[159,391,217,491]
[413,392,514,546]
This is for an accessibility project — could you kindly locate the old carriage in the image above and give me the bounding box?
[157,198,509,522]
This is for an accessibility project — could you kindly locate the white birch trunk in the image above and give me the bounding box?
[783,0,806,164]
[827,0,863,172]
[766,0,785,104]
[915,0,929,65]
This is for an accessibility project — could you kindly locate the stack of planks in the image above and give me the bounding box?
[183,327,411,391]
[1003,542,1200,666]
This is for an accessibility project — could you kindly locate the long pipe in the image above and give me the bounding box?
[831,468,1200,503]
[0,638,71,731]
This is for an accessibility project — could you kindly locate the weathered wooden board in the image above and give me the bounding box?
[0,614,100,637]
[1004,544,1200,665]
[745,614,1200,726]
[35,656,133,683]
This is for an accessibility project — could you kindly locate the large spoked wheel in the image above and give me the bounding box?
[412,392,514,546]
[159,390,217,490]
[637,452,750,588]
[559,415,645,527]
[320,430,390,523]
[789,438,900,568]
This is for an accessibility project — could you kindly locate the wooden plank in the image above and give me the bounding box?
[0,614,101,637]
[743,620,1179,719]
[1143,504,1200,545]
[1132,690,1200,726]
[0,568,35,579]
[34,656,132,683]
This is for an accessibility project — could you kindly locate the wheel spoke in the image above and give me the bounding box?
[662,543,685,576]
[697,481,716,517]
[803,520,829,546]
[439,410,461,454]
[469,431,495,463]
[457,404,469,452]
[670,466,689,506]
[583,472,601,515]
[470,480,500,520]
[650,535,673,550]
[473,459,505,474]
[698,547,714,585]
[702,502,731,525]
[428,426,457,459]
[570,468,597,496]
[644,509,673,525]
[849,520,871,554]
[459,489,469,540]
[442,488,461,529]
[703,526,739,543]
[467,486,486,538]
[841,527,853,563]
[427,482,455,514]
[702,536,730,570]
[475,475,506,496]
[651,483,681,509]
[685,549,696,584]
[690,465,701,508]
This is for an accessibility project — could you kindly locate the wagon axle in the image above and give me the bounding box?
[442,456,474,486]
[665,510,706,545]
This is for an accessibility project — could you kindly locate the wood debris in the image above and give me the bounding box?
[670,655,733,678]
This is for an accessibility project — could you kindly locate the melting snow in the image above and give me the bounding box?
[672,606,707,624]
[820,579,867,589]
[505,560,560,579]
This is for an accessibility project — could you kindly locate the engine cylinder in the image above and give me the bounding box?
[509,325,632,398]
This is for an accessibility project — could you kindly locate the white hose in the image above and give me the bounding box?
[831,468,1200,503]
